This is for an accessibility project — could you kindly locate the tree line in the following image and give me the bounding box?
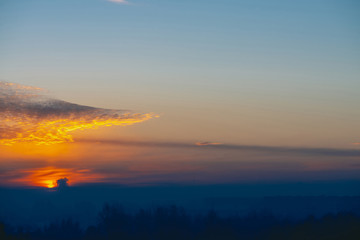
[1,204,360,240]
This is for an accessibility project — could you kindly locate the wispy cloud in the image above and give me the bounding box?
[107,0,129,4]
[353,142,360,145]
[0,82,156,146]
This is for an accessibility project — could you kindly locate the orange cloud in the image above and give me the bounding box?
[0,82,156,146]
[353,143,360,145]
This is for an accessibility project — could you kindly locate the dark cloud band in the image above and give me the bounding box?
[76,138,360,157]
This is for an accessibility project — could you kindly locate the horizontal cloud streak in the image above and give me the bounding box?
[196,142,223,146]
[77,138,360,157]
[0,82,155,145]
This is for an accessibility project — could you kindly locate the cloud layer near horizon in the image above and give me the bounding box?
[0,82,155,145]
[77,138,360,157]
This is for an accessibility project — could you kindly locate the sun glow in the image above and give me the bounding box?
[11,166,105,188]
[44,180,56,188]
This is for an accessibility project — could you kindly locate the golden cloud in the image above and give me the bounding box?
[0,82,156,146]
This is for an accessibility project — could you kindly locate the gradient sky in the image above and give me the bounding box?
[0,0,359,188]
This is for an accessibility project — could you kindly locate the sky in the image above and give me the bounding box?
[0,0,360,189]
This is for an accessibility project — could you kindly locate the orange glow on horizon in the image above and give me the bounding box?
[11,166,105,188]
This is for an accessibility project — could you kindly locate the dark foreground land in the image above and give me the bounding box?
[1,204,360,240]
[1,183,360,239]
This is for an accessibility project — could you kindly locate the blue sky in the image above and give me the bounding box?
[1,0,360,147]
[0,0,360,186]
